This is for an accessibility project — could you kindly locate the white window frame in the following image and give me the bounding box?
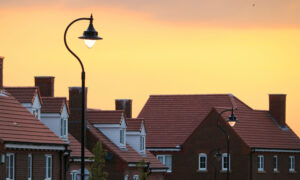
[28,154,32,180]
[133,175,139,180]
[273,155,278,172]
[289,156,295,172]
[124,175,128,180]
[257,155,264,172]
[6,153,15,180]
[61,118,67,138]
[222,153,230,171]
[140,136,145,152]
[198,153,207,171]
[156,154,172,172]
[45,154,52,180]
[120,128,125,145]
[70,171,78,180]
[32,108,39,119]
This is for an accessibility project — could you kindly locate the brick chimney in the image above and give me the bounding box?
[269,94,286,127]
[0,56,4,89]
[68,87,88,142]
[115,99,132,118]
[34,76,55,97]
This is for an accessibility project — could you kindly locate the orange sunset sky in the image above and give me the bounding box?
[1,1,300,135]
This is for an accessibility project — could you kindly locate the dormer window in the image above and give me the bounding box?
[32,109,39,119]
[61,118,67,138]
[120,128,125,145]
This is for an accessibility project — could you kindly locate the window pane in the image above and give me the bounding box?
[64,119,67,136]
[165,155,172,171]
[157,156,164,163]
[10,155,14,178]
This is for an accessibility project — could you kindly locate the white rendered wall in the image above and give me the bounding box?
[40,104,69,142]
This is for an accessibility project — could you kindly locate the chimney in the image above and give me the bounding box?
[115,99,132,118]
[0,56,4,89]
[68,87,88,142]
[35,76,55,97]
[269,94,286,127]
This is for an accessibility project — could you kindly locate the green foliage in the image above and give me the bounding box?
[137,159,148,180]
[89,142,109,180]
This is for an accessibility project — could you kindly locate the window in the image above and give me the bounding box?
[6,153,15,180]
[198,153,207,171]
[124,175,128,180]
[61,118,67,137]
[157,155,172,172]
[257,155,264,171]
[70,171,78,180]
[140,136,145,151]
[133,175,139,180]
[28,154,32,180]
[289,156,295,172]
[32,109,39,119]
[45,155,52,180]
[222,153,230,171]
[273,155,278,172]
[120,129,125,144]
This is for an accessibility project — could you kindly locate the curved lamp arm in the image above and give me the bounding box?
[64,17,91,73]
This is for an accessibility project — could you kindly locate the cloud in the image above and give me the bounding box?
[1,0,300,27]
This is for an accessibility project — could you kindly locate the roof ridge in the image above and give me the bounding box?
[149,94,232,97]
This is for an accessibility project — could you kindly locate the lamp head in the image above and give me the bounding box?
[78,14,102,48]
[227,108,237,127]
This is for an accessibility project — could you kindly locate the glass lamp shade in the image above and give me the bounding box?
[84,39,96,48]
[227,110,237,127]
[228,121,236,127]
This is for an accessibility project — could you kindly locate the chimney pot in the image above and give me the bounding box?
[269,94,286,127]
[35,76,55,97]
[115,99,132,118]
[0,56,4,89]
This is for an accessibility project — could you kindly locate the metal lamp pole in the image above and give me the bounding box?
[217,108,237,180]
[64,14,102,180]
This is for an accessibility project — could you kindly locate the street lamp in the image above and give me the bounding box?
[217,108,237,180]
[64,14,102,180]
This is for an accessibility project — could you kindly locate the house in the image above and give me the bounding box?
[6,76,95,179]
[68,88,167,180]
[0,57,67,180]
[138,94,300,180]
[68,133,93,180]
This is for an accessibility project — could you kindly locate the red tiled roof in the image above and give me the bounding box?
[87,110,124,124]
[5,87,42,104]
[138,94,236,148]
[138,94,300,150]
[87,121,143,163]
[87,121,166,168]
[126,118,144,131]
[41,97,69,114]
[68,133,93,158]
[0,90,65,145]
[146,150,168,169]
[217,99,300,149]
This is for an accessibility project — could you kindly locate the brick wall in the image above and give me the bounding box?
[251,152,300,180]
[0,149,63,180]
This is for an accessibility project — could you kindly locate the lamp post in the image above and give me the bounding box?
[217,108,237,180]
[64,14,102,180]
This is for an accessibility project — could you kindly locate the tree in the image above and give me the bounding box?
[89,142,109,180]
[137,159,148,180]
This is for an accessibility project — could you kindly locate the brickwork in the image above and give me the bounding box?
[0,149,63,180]
[149,110,300,180]
[35,76,55,97]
